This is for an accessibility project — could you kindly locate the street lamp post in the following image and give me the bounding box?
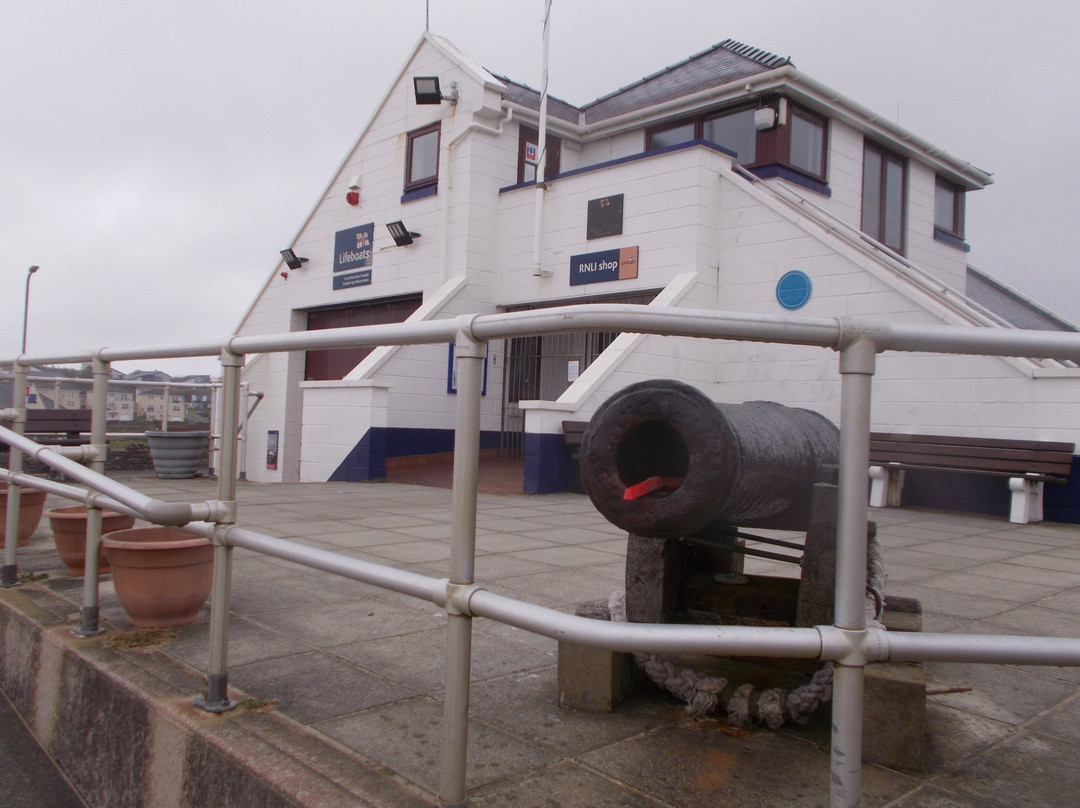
[21,265,39,354]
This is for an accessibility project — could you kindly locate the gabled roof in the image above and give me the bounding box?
[966,265,1078,332]
[491,75,580,125]
[582,39,791,124]
[492,39,791,129]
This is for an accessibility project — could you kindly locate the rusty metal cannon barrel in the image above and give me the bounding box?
[579,379,839,536]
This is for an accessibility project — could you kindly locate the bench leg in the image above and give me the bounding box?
[1008,478,1044,524]
[869,466,903,508]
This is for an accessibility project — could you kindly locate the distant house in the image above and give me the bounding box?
[166,34,1080,516]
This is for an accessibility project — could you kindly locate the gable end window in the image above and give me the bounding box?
[404,122,440,193]
[861,140,906,254]
[934,176,965,240]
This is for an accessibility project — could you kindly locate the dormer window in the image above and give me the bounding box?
[645,100,829,188]
[787,107,826,179]
[934,176,966,240]
[861,140,906,254]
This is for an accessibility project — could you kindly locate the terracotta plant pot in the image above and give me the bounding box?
[145,431,209,479]
[45,506,136,575]
[0,483,48,547]
[102,527,214,627]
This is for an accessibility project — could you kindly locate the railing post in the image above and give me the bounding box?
[830,336,877,808]
[439,325,484,807]
[195,349,242,713]
[74,356,110,635]
[1,363,29,588]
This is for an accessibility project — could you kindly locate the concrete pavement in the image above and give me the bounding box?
[3,474,1080,806]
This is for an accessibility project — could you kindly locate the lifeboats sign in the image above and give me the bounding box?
[334,223,374,272]
[569,246,639,286]
[333,223,374,290]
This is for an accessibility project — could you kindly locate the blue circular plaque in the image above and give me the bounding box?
[776,270,812,310]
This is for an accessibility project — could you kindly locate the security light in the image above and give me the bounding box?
[386,221,421,247]
[280,249,309,270]
[413,76,458,106]
[414,76,442,104]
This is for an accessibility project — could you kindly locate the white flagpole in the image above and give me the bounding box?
[531,0,552,276]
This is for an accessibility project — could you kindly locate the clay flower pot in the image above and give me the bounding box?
[0,483,48,547]
[102,527,214,627]
[145,431,209,479]
[45,506,136,575]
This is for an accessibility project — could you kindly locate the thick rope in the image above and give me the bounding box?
[608,532,886,727]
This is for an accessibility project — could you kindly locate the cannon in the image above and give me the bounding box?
[560,380,925,766]
[579,378,840,536]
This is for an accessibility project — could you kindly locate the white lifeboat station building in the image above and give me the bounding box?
[235,34,1080,521]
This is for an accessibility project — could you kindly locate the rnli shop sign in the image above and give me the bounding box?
[569,246,639,286]
[333,223,374,290]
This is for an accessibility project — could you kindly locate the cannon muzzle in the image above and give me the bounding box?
[579,379,839,536]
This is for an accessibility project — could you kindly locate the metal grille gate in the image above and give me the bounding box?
[500,292,655,457]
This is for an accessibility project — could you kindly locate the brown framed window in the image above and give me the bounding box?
[703,106,756,165]
[861,140,906,253]
[646,120,697,151]
[516,125,562,184]
[787,107,827,180]
[404,122,440,193]
[646,100,828,183]
[934,176,965,239]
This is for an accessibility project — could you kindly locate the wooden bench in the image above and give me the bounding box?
[24,409,92,446]
[868,432,1075,524]
[562,420,588,458]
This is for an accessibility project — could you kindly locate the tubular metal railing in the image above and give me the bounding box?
[4,304,1080,808]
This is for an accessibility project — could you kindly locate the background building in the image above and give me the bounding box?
[229,33,1078,518]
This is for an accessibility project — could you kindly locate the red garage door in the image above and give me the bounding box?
[304,294,423,381]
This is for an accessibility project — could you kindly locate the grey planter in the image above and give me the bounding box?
[145,431,209,479]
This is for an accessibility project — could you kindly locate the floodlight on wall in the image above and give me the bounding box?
[413,76,458,106]
[280,248,309,270]
[386,221,421,247]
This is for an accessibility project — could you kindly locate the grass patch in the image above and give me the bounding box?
[17,571,48,582]
[105,628,177,649]
[239,696,279,712]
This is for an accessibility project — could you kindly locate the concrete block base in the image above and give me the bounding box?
[0,585,430,808]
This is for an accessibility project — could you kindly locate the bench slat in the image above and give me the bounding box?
[870,432,1074,481]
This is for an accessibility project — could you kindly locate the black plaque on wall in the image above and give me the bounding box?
[587,194,624,240]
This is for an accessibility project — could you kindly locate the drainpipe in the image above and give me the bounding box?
[531,0,553,278]
[439,106,513,283]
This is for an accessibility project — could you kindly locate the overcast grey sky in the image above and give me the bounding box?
[4,1,1078,376]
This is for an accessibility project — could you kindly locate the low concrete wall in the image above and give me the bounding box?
[0,585,432,808]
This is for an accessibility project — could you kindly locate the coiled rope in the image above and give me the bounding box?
[607,533,888,728]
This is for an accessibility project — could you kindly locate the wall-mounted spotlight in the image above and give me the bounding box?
[386,221,421,247]
[280,248,309,270]
[413,76,458,106]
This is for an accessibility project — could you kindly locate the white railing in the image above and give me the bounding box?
[4,304,1080,808]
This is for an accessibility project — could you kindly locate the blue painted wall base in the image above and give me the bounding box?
[330,427,501,483]
[523,432,573,494]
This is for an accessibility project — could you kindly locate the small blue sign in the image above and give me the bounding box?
[333,269,372,290]
[776,270,812,310]
[333,223,374,272]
